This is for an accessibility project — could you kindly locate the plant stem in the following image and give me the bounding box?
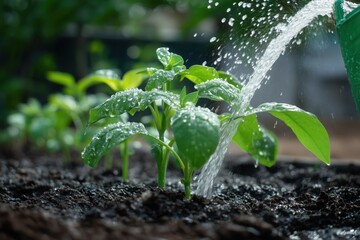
[183,161,193,200]
[184,181,191,200]
[121,140,129,180]
[157,142,174,188]
[145,135,184,170]
[157,156,168,188]
[150,101,170,188]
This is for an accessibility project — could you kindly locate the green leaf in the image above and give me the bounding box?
[82,122,148,168]
[47,71,75,88]
[218,71,243,90]
[20,98,43,116]
[89,89,180,124]
[29,116,53,139]
[232,115,278,167]
[182,65,219,84]
[156,47,184,69]
[171,106,220,169]
[195,78,242,107]
[47,71,75,94]
[156,48,172,68]
[173,65,186,74]
[49,94,78,113]
[77,69,121,94]
[179,87,198,107]
[179,87,187,107]
[248,103,330,165]
[145,69,175,91]
[255,127,278,166]
[147,67,158,76]
[169,53,184,68]
[79,69,147,93]
[118,69,147,90]
[7,113,26,131]
[184,91,199,106]
[218,114,231,123]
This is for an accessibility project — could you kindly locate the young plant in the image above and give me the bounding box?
[4,69,146,170]
[82,47,330,200]
[5,98,74,156]
[47,69,146,172]
[83,48,224,199]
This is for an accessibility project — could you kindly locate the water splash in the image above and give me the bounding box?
[196,0,334,197]
[342,1,360,16]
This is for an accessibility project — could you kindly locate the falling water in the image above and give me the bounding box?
[196,0,334,197]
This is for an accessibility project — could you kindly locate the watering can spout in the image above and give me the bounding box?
[333,0,360,111]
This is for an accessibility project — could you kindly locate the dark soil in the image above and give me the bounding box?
[0,151,359,240]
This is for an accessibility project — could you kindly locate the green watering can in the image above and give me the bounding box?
[334,0,360,111]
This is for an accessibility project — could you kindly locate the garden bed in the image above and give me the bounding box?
[0,151,359,240]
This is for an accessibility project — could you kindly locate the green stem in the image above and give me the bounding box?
[150,101,173,188]
[183,161,193,200]
[157,155,168,188]
[121,140,129,180]
[145,135,184,170]
[157,139,174,188]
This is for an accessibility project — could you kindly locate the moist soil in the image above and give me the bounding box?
[0,150,359,240]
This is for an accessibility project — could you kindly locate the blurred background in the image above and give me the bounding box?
[1,0,359,159]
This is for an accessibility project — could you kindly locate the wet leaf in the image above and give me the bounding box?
[82,122,148,167]
[179,87,198,107]
[179,87,187,106]
[78,69,121,93]
[118,69,147,90]
[145,70,175,91]
[218,71,243,90]
[77,69,146,94]
[157,48,172,67]
[171,106,220,169]
[232,115,278,167]
[173,65,186,74]
[147,67,158,76]
[169,53,184,68]
[89,89,180,124]
[183,91,199,106]
[182,65,219,84]
[196,78,242,107]
[248,103,330,165]
[156,47,184,69]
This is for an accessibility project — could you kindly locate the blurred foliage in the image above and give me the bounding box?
[0,0,204,128]
[0,0,335,130]
[2,68,146,160]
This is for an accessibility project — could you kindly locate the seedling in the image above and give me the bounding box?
[82,48,219,199]
[5,69,146,169]
[82,48,330,200]
[47,69,146,172]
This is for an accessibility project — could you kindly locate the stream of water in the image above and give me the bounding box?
[196,0,335,197]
